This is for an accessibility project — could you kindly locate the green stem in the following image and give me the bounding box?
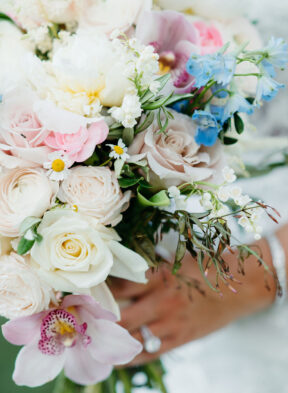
[117,369,132,393]
[234,73,261,77]
[99,157,112,167]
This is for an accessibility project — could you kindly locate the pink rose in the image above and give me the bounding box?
[129,110,223,189]
[194,21,223,55]
[44,120,109,164]
[0,87,52,169]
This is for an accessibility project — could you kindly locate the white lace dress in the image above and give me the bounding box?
[137,2,288,392]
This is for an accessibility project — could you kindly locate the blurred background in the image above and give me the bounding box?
[0,1,288,392]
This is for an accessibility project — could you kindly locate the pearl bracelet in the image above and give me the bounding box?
[267,234,287,306]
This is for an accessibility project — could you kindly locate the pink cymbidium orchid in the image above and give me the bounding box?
[136,10,200,93]
[2,295,142,387]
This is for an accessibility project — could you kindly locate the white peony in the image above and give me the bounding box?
[78,0,152,34]
[58,166,131,227]
[155,0,249,20]
[25,30,135,114]
[0,21,32,89]
[0,168,58,237]
[0,252,54,320]
[30,209,148,292]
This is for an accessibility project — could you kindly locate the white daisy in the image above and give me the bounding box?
[108,139,130,162]
[43,151,70,181]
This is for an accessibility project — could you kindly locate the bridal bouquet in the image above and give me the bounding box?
[0,0,287,392]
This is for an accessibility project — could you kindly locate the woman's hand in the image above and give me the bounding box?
[111,237,277,366]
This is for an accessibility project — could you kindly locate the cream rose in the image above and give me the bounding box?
[0,168,58,237]
[58,166,131,226]
[0,252,54,320]
[30,209,148,292]
[129,110,223,189]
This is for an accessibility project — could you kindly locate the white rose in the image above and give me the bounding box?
[58,166,131,226]
[129,110,223,188]
[78,0,152,34]
[0,168,58,237]
[30,209,148,292]
[0,252,54,319]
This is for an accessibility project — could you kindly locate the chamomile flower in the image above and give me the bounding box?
[43,151,70,181]
[108,139,130,162]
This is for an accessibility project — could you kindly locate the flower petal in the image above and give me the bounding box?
[2,313,44,346]
[86,283,121,321]
[108,240,148,283]
[13,340,65,387]
[62,294,117,322]
[88,319,143,365]
[64,345,112,386]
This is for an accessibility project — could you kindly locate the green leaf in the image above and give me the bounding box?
[165,93,193,106]
[173,239,187,274]
[17,237,35,255]
[135,112,155,134]
[133,237,157,268]
[19,217,42,235]
[137,189,170,207]
[118,178,142,188]
[142,92,173,111]
[197,251,218,292]
[122,128,134,146]
[0,13,14,23]
[234,113,244,134]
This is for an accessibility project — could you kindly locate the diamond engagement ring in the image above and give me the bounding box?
[140,325,162,354]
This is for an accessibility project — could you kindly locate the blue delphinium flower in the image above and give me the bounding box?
[186,55,215,88]
[212,54,236,86]
[222,94,254,123]
[170,98,189,113]
[186,53,236,88]
[263,37,288,69]
[256,73,284,104]
[209,105,225,122]
[192,110,220,146]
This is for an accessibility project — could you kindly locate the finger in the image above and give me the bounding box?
[119,292,164,332]
[132,319,171,345]
[110,267,173,300]
[110,279,151,300]
[129,336,175,366]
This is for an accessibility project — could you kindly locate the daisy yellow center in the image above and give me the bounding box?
[114,145,124,155]
[52,159,65,172]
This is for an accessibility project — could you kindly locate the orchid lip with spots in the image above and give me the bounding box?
[2,295,142,387]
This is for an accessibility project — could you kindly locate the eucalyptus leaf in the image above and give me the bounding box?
[165,93,193,106]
